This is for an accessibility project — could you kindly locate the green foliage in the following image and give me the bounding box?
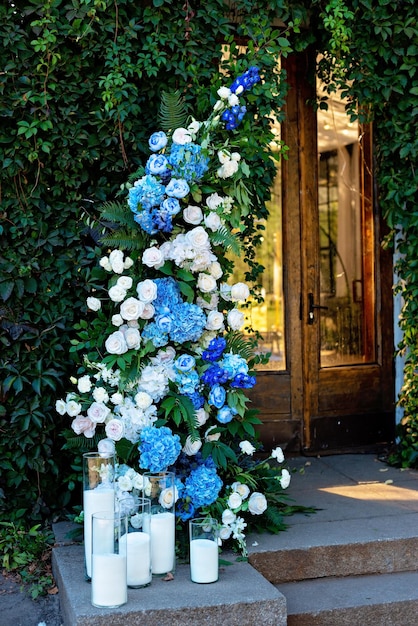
[0,521,55,598]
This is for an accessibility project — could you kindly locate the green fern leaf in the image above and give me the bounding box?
[99,230,147,251]
[210,225,242,256]
[100,201,137,228]
[158,90,188,132]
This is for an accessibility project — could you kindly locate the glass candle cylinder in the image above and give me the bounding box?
[82,452,115,580]
[118,496,152,588]
[142,472,176,576]
[189,517,219,584]
[91,511,127,608]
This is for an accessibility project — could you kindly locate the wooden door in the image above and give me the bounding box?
[249,51,395,454]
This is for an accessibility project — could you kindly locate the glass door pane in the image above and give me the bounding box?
[317,89,375,366]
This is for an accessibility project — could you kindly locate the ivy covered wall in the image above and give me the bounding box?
[0,0,417,524]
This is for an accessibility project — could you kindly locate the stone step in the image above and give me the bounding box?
[52,543,287,626]
[277,570,418,626]
[247,512,418,583]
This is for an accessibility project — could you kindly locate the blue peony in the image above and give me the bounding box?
[138,426,181,472]
[175,354,196,372]
[165,178,190,199]
[216,405,237,424]
[161,197,181,215]
[146,153,169,176]
[208,384,226,409]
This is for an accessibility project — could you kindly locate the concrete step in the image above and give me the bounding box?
[247,512,418,583]
[278,570,418,626]
[52,543,287,626]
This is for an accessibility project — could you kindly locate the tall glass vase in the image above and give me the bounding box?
[91,511,127,608]
[82,452,115,580]
[142,472,176,576]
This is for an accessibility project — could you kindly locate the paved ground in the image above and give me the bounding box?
[0,571,62,626]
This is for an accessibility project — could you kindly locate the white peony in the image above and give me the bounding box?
[135,391,153,409]
[123,256,134,269]
[87,401,111,423]
[209,261,223,280]
[172,127,192,145]
[93,386,109,403]
[110,392,124,405]
[105,418,124,441]
[195,408,209,426]
[99,256,112,271]
[206,192,223,211]
[140,303,155,320]
[98,438,116,457]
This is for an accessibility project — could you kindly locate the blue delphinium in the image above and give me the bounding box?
[202,336,227,362]
[201,364,229,386]
[229,66,261,94]
[138,426,181,472]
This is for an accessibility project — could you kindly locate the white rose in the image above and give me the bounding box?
[219,525,232,541]
[108,284,127,303]
[231,152,241,162]
[172,127,192,145]
[206,192,223,211]
[239,440,256,455]
[217,86,231,99]
[198,273,217,293]
[124,327,141,350]
[218,150,229,164]
[86,296,101,311]
[99,256,112,271]
[195,408,209,427]
[135,391,153,409]
[280,468,291,489]
[117,474,133,492]
[227,492,242,510]
[93,386,109,403]
[271,446,285,463]
[196,294,219,311]
[105,330,128,354]
[98,438,116,457]
[231,282,250,302]
[187,119,201,137]
[222,509,236,525]
[218,160,239,179]
[116,275,133,290]
[220,283,232,301]
[77,375,91,394]
[136,279,157,303]
[205,426,220,442]
[105,418,124,441]
[109,250,124,274]
[131,473,145,490]
[124,256,134,269]
[112,314,124,327]
[55,399,66,415]
[204,212,222,232]
[142,246,165,268]
[66,400,82,417]
[87,401,111,423]
[231,482,250,500]
[71,415,95,438]
[182,435,202,456]
[206,310,224,331]
[185,226,210,250]
[141,303,155,320]
[110,392,124,405]
[183,205,203,225]
[227,309,244,331]
[248,492,268,515]
[209,262,223,280]
[159,486,178,509]
[120,297,144,321]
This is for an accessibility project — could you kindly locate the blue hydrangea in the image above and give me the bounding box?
[184,464,223,508]
[167,143,209,182]
[138,426,181,472]
[128,175,166,212]
[169,302,206,344]
[186,392,205,409]
[220,353,249,378]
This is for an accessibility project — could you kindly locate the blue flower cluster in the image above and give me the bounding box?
[202,337,227,362]
[221,66,261,130]
[142,278,207,347]
[138,425,181,472]
[173,454,223,521]
[167,143,209,182]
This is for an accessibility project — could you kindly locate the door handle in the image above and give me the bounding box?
[308,292,328,325]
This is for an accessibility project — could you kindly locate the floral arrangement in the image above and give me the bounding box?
[57,66,291,558]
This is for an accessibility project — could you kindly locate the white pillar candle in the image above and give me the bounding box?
[83,488,114,578]
[120,532,151,587]
[91,553,127,608]
[190,538,218,583]
[150,511,175,575]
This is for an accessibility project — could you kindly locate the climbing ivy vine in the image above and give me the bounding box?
[0,0,417,526]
